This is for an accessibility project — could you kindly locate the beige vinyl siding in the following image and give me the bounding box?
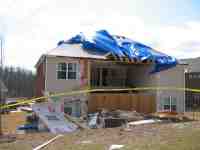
[154,65,185,112]
[45,56,81,93]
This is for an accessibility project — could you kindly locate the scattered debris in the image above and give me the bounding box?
[153,111,183,121]
[88,109,145,128]
[33,134,63,150]
[19,106,33,112]
[80,140,93,144]
[64,113,89,129]
[108,110,144,122]
[109,144,124,150]
[32,103,78,134]
[17,123,38,131]
[128,119,161,126]
[172,122,192,129]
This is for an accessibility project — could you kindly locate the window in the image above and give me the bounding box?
[171,97,177,111]
[68,63,77,79]
[162,96,177,112]
[64,107,72,115]
[163,97,170,111]
[57,62,78,80]
[57,63,67,79]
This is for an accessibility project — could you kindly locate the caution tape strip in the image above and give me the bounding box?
[1,86,200,109]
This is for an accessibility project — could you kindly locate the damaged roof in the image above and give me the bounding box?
[46,43,106,60]
[38,30,177,73]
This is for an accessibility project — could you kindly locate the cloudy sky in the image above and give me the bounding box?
[0,0,200,70]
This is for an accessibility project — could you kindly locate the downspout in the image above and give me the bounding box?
[45,55,47,93]
[157,73,161,112]
[183,68,186,113]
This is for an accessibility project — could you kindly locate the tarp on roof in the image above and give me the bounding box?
[58,30,177,73]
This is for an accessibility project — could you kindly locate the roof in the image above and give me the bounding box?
[177,60,188,65]
[0,80,8,93]
[180,57,200,72]
[35,44,106,68]
[36,30,177,73]
[46,43,107,59]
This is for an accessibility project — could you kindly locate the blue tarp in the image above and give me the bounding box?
[58,30,177,73]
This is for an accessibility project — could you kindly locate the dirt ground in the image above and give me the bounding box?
[1,121,200,150]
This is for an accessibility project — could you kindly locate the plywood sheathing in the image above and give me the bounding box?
[88,93,156,114]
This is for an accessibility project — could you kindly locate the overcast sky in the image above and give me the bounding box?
[1,0,200,70]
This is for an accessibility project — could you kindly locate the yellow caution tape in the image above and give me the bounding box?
[1,86,200,109]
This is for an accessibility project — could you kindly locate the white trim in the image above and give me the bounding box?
[184,71,186,112]
[162,96,177,112]
[66,62,68,80]
[56,61,79,80]
[169,96,172,112]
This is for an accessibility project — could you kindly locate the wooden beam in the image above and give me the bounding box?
[99,68,103,87]
[87,60,91,88]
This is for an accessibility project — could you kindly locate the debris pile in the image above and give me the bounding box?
[88,109,145,128]
[107,110,145,122]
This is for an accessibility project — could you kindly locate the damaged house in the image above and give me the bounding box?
[35,30,185,121]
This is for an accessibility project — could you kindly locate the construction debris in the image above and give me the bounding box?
[80,140,93,144]
[33,134,63,150]
[107,110,144,121]
[153,111,185,121]
[88,109,145,128]
[32,103,78,134]
[128,119,161,127]
[109,144,124,150]
[64,114,89,129]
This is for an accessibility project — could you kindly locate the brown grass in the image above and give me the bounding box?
[1,114,200,150]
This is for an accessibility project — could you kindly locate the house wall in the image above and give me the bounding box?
[185,61,200,72]
[154,65,185,113]
[35,59,46,97]
[88,93,156,114]
[45,56,89,93]
[185,72,200,110]
[127,64,185,113]
[38,56,185,114]
[44,56,89,117]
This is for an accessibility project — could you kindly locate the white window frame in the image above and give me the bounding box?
[162,96,177,112]
[57,62,79,80]
[67,63,78,80]
[57,62,67,80]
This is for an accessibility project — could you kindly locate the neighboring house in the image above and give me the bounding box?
[181,57,200,72]
[35,32,185,117]
[185,72,200,110]
[181,57,200,111]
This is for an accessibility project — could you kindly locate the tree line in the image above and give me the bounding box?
[0,66,36,98]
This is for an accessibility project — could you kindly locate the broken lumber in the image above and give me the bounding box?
[64,114,89,129]
[33,134,63,150]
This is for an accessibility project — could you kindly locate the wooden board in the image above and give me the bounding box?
[2,112,26,134]
[88,93,156,114]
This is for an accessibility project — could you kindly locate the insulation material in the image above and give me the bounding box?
[32,103,78,134]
